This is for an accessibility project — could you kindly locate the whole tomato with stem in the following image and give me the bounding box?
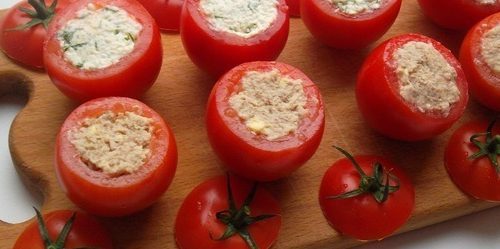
[319,146,415,241]
[0,0,73,69]
[175,174,281,249]
[417,0,500,30]
[13,208,113,249]
[460,12,500,111]
[445,119,500,201]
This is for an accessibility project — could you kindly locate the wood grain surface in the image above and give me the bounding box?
[0,1,498,248]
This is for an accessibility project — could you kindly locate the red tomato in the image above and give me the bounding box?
[418,0,500,30]
[460,13,500,111]
[286,0,300,17]
[445,119,500,201]
[175,175,281,249]
[137,0,184,32]
[55,97,177,217]
[180,0,289,76]
[44,0,163,102]
[300,0,401,49]
[356,33,468,141]
[14,209,113,249]
[0,0,73,69]
[206,61,325,181]
[319,147,415,241]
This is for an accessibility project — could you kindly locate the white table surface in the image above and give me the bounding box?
[1,0,499,248]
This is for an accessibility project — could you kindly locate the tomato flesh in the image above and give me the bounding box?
[13,210,113,249]
[175,175,281,249]
[319,155,415,241]
[43,0,163,102]
[55,97,177,217]
[180,0,289,76]
[356,33,468,141]
[206,61,325,181]
[300,0,401,49]
[460,13,500,111]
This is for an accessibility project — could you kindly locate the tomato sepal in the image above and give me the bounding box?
[211,174,278,249]
[468,119,500,173]
[8,0,58,31]
[34,207,76,249]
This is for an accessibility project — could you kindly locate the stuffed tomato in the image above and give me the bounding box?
[356,34,468,141]
[460,13,500,111]
[44,0,162,102]
[301,0,402,49]
[180,0,289,76]
[55,97,177,217]
[206,61,325,181]
[418,0,500,30]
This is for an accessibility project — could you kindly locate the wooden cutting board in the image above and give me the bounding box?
[0,1,498,248]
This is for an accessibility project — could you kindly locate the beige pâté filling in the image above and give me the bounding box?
[229,69,309,140]
[69,111,153,176]
[481,24,500,75]
[394,41,460,116]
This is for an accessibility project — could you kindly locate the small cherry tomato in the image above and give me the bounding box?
[55,97,177,217]
[319,147,415,241]
[417,0,500,30]
[137,0,184,32]
[206,61,325,181]
[14,208,113,249]
[180,0,289,76]
[0,0,73,69]
[286,0,300,17]
[460,13,500,111]
[175,174,281,249]
[300,0,401,49]
[356,33,468,141]
[44,0,163,102]
[445,119,500,201]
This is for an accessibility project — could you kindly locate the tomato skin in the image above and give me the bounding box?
[286,0,300,17]
[300,0,401,49]
[206,61,325,181]
[460,13,500,111]
[137,0,184,32]
[319,156,415,241]
[175,175,281,249]
[417,0,500,30]
[44,0,163,102]
[356,33,468,141]
[55,97,177,217]
[13,210,113,249]
[445,120,500,201]
[0,0,73,69]
[180,0,289,76]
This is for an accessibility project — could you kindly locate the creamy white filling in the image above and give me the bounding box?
[331,0,382,15]
[481,24,500,75]
[474,0,498,5]
[199,0,279,38]
[69,111,153,176]
[57,4,142,70]
[229,69,308,140]
[394,41,460,116]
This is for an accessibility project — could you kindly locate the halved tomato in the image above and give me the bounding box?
[137,0,184,32]
[55,97,177,217]
[206,61,324,181]
[418,0,500,30]
[460,12,500,111]
[356,33,468,141]
[44,0,163,102]
[180,0,289,76]
[301,0,401,49]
